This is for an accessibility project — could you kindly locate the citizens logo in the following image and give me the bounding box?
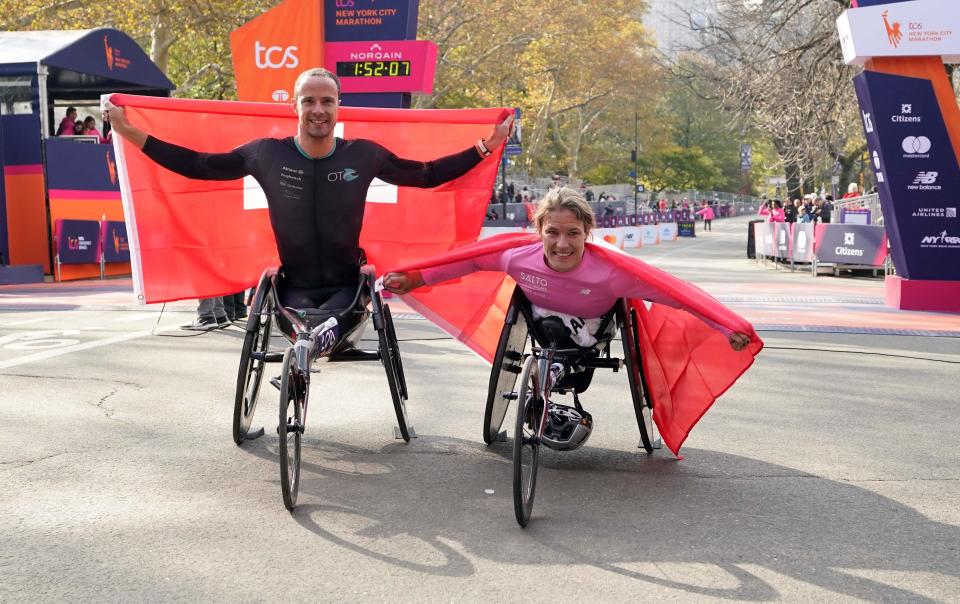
[835,232,863,257]
[882,10,903,48]
[902,136,931,158]
[920,230,960,248]
[327,168,358,182]
[892,103,921,123]
[255,41,299,69]
[908,171,941,191]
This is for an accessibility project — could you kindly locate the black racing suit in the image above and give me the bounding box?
[141,136,482,316]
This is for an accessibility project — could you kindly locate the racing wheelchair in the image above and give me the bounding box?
[484,288,660,526]
[233,259,410,511]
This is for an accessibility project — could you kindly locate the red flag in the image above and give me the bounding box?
[389,232,764,456]
[109,94,507,303]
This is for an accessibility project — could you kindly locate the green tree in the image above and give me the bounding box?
[638,146,724,197]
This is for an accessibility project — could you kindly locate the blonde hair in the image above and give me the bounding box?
[533,187,595,235]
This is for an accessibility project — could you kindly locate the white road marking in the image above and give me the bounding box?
[0,329,155,370]
[1,317,49,327]
[113,313,158,323]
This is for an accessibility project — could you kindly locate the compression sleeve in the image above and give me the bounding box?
[420,248,512,285]
[377,146,483,188]
[141,136,253,181]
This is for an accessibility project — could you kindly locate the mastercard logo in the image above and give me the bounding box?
[603,235,618,244]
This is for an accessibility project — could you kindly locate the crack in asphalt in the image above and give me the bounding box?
[0,373,142,388]
[0,451,71,468]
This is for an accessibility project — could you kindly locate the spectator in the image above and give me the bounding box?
[841,182,861,199]
[658,198,668,211]
[56,107,78,136]
[759,199,785,222]
[81,116,111,143]
[514,191,522,204]
[183,296,231,331]
[73,121,85,135]
[585,189,594,202]
[821,195,834,224]
[223,291,248,322]
[783,198,798,223]
[797,201,814,223]
[695,201,715,231]
[598,191,608,201]
[507,181,515,199]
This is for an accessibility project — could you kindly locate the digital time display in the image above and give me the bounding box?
[336,60,412,78]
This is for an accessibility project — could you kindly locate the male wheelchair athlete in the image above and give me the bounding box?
[484,288,660,526]
[233,259,410,510]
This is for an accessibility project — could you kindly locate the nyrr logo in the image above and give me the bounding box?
[882,10,903,48]
[103,35,130,71]
[327,168,358,182]
[921,230,960,248]
[255,41,299,69]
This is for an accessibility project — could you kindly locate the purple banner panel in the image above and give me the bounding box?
[854,71,960,279]
[55,219,99,264]
[792,222,815,262]
[755,222,775,257]
[101,220,130,263]
[325,0,419,41]
[814,224,887,266]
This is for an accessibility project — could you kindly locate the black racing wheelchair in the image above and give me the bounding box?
[233,259,410,511]
[484,288,660,526]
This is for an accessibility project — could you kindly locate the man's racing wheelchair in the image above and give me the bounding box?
[233,261,410,510]
[484,288,659,526]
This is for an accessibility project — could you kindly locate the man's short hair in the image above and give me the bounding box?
[66,106,77,115]
[294,68,341,99]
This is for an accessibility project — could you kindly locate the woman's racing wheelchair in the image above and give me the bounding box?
[484,288,659,526]
[233,260,410,510]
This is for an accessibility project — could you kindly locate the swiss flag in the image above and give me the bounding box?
[109,93,507,303]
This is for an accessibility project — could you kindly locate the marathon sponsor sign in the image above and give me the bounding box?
[814,224,888,266]
[755,222,775,257]
[837,0,960,66]
[622,227,641,249]
[677,220,696,237]
[853,70,960,279]
[55,219,99,264]
[775,223,791,258]
[101,220,130,263]
[792,222,815,262]
[640,225,659,246]
[595,228,625,250]
[659,222,678,242]
[324,0,419,41]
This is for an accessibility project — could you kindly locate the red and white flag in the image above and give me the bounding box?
[108,93,507,303]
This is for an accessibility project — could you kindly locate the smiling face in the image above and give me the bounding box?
[539,208,587,272]
[294,75,339,141]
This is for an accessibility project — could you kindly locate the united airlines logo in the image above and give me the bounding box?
[882,10,903,48]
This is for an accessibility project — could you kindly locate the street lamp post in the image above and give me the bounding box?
[633,111,639,216]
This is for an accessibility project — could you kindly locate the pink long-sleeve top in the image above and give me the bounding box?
[420,242,730,335]
[695,206,715,220]
[758,205,785,222]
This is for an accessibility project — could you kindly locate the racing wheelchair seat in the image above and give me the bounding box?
[483,286,659,453]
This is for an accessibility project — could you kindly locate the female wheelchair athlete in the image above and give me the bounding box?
[484,288,659,527]
[233,261,410,510]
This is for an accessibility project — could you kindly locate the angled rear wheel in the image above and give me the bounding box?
[279,348,306,511]
[513,355,543,527]
[379,303,411,441]
[233,292,273,445]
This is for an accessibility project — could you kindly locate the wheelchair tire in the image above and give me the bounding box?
[378,303,411,442]
[279,348,306,511]
[618,301,656,453]
[233,292,274,446]
[484,311,528,444]
[513,355,543,527]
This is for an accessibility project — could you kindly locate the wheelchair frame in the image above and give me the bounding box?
[233,264,410,511]
[482,287,659,526]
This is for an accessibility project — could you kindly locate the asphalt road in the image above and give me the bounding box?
[1,216,958,602]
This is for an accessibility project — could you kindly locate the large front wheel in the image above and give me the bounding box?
[513,355,544,527]
[279,348,306,511]
[233,294,273,445]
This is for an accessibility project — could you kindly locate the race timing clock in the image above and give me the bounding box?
[336,60,412,78]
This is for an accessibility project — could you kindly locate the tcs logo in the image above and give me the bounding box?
[255,41,299,69]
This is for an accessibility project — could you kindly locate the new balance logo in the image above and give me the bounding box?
[908,171,941,191]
